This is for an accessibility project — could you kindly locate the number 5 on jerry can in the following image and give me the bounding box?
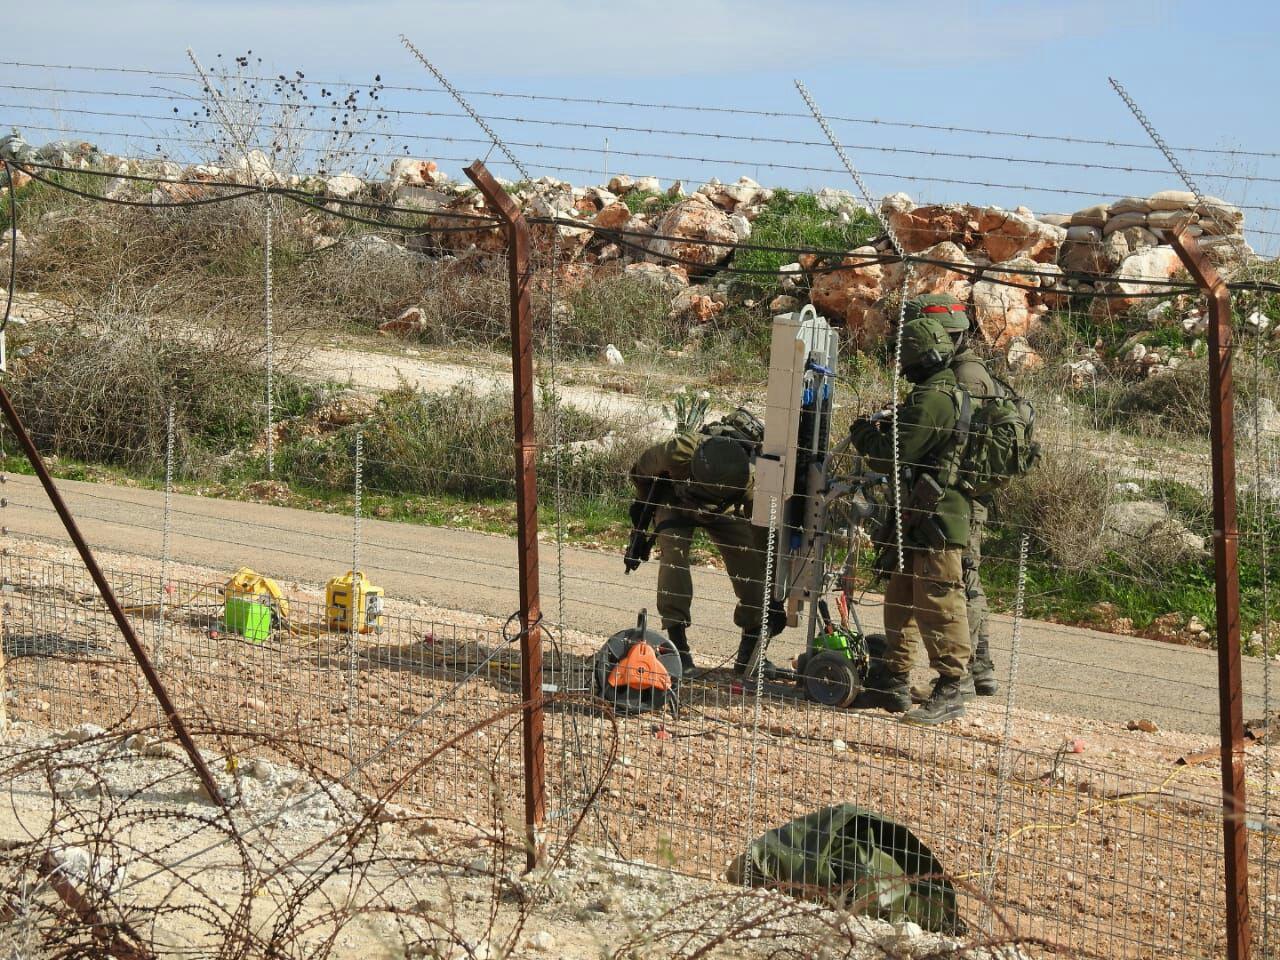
[326,571,385,635]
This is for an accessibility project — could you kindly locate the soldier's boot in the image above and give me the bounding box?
[903,675,968,725]
[913,673,976,702]
[970,636,997,696]
[668,625,695,672]
[733,632,783,680]
[851,670,912,713]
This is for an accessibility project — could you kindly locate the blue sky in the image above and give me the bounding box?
[6,0,1279,252]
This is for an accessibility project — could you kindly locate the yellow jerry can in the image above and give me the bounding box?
[326,571,385,635]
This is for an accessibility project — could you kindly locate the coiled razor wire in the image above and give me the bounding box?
[743,494,779,886]
[796,79,909,572]
[157,401,174,669]
[347,429,363,769]
[981,531,1030,925]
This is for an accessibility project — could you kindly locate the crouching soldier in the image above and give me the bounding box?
[626,409,786,677]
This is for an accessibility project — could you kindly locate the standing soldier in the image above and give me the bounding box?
[906,295,999,698]
[626,410,786,677]
[848,312,973,724]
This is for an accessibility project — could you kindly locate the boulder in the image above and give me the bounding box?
[769,294,801,313]
[649,196,738,273]
[1006,336,1043,373]
[323,172,364,199]
[593,202,632,231]
[606,175,634,195]
[1069,204,1110,228]
[1057,234,1114,276]
[668,286,725,324]
[1113,246,1184,298]
[392,184,451,210]
[978,207,1064,263]
[389,158,445,187]
[814,187,864,220]
[425,195,507,256]
[807,245,885,340]
[883,240,973,302]
[886,203,979,254]
[972,257,1042,346]
[378,306,427,337]
[1101,226,1160,275]
[632,176,661,194]
[0,133,37,162]
[729,213,752,241]
[704,176,769,212]
[1147,189,1197,211]
[1103,500,1204,559]
[623,261,689,293]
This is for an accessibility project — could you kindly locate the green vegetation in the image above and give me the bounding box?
[622,189,681,216]
[731,190,879,289]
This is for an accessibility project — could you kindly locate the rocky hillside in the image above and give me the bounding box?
[0,132,1264,360]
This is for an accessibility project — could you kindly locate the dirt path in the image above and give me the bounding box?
[4,472,1267,737]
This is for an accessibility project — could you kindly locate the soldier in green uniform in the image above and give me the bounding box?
[848,312,973,724]
[629,419,785,676]
[902,296,999,697]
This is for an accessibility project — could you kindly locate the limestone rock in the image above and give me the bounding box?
[668,286,725,324]
[814,187,864,220]
[649,197,738,272]
[807,245,885,341]
[593,202,631,231]
[1113,246,1183,298]
[978,207,1064,263]
[704,176,769,212]
[884,240,973,302]
[322,172,364,199]
[887,203,979,254]
[426,195,507,256]
[379,306,427,337]
[1006,336,1042,372]
[1102,500,1204,558]
[769,294,800,313]
[389,158,445,187]
[1147,189,1197,211]
[607,174,634,195]
[632,176,661,194]
[623,261,689,293]
[972,257,1041,346]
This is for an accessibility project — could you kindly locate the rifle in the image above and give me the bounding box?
[624,476,671,574]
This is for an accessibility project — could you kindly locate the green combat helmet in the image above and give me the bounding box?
[897,314,956,382]
[689,435,751,505]
[904,294,971,334]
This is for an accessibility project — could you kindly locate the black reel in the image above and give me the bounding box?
[593,609,683,716]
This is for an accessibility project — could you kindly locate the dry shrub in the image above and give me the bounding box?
[5,281,290,477]
[999,449,1111,573]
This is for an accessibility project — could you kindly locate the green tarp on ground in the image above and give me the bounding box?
[727,803,963,933]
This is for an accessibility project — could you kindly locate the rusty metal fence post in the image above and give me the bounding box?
[463,160,546,868]
[1167,226,1253,960]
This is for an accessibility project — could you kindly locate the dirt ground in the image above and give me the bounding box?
[2,537,1277,958]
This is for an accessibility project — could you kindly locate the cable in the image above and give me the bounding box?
[4,60,1279,160]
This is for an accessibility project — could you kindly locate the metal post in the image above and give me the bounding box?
[1167,226,1252,960]
[0,383,224,808]
[463,160,545,867]
[263,196,274,477]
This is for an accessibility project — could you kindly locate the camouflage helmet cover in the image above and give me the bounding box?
[689,435,751,501]
[904,294,970,334]
[897,314,956,380]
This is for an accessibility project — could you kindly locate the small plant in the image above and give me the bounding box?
[663,388,712,433]
[732,189,879,291]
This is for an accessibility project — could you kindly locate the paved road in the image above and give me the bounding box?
[5,473,1269,735]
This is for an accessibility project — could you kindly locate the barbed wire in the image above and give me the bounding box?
[3,59,1279,160]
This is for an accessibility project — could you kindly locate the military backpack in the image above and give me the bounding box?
[699,406,764,455]
[953,374,1040,496]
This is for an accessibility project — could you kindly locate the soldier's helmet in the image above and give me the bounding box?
[689,435,751,504]
[897,314,956,382]
[904,294,971,334]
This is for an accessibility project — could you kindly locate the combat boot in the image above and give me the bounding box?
[903,676,967,725]
[970,637,998,696]
[970,660,998,697]
[668,625,695,672]
[733,632,783,680]
[851,670,911,713]
[914,673,976,702]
